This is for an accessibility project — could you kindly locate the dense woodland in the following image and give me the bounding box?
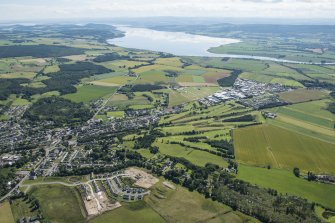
[24,97,92,126]
[0,45,85,58]
[43,62,112,95]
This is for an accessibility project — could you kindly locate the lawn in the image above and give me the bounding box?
[0,201,15,223]
[237,164,335,210]
[63,85,117,103]
[29,185,86,223]
[234,124,335,174]
[145,180,258,223]
[89,201,166,223]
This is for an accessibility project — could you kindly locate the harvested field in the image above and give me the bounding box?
[0,201,15,223]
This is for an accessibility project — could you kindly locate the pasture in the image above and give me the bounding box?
[153,141,228,168]
[234,124,335,174]
[89,201,166,223]
[107,111,125,118]
[237,165,335,210]
[29,185,86,223]
[108,93,150,109]
[279,89,328,103]
[10,196,39,222]
[0,201,15,223]
[145,180,258,223]
[63,85,117,103]
[91,76,135,86]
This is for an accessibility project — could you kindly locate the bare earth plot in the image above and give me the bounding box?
[125,167,159,189]
[234,124,335,174]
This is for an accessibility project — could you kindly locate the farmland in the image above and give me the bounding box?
[0,202,15,223]
[145,180,258,223]
[89,202,166,223]
[265,99,335,143]
[234,124,335,173]
[279,88,329,103]
[63,85,118,103]
[28,185,86,223]
[152,141,228,168]
[237,165,335,210]
[1,22,335,223]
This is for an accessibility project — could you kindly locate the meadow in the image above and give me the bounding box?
[234,124,335,174]
[153,141,228,168]
[63,85,118,103]
[29,185,86,223]
[279,88,329,103]
[145,180,258,223]
[10,196,39,222]
[237,164,335,210]
[89,201,166,223]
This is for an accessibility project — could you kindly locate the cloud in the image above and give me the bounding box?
[0,0,334,22]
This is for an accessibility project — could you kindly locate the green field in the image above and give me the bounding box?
[108,93,150,109]
[10,197,39,222]
[145,180,258,223]
[0,202,15,223]
[234,124,335,174]
[279,89,328,103]
[107,111,125,118]
[63,85,117,103]
[315,206,335,223]
[89,201,166,223]
[29,185,86,223]
[237,165,335,210]
[266,99,335,143]
[153,141,228,168]
[270,100,335,129]
[91,76,136,86]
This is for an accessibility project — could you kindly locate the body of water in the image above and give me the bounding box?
[108,26,334,65]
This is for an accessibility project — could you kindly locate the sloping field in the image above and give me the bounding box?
[276,107,334,129]
[234,124,335,173]
[145,180,258,223]
[63,85,117,103]
[237,165,335,210]
[279,89,328,103]
[153,141,228,168]
[89,201,166,223]
[91,76,135,86]
[29,185,86,223]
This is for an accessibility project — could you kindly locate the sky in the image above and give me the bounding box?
[0,0,335,22]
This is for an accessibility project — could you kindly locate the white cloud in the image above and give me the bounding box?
[0,0,334,22]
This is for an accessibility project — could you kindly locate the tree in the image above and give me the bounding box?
[293,167,300,177]
[149,146,159,154]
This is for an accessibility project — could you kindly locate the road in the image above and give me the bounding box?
[0,156,45,202]
[0,175,29,203]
